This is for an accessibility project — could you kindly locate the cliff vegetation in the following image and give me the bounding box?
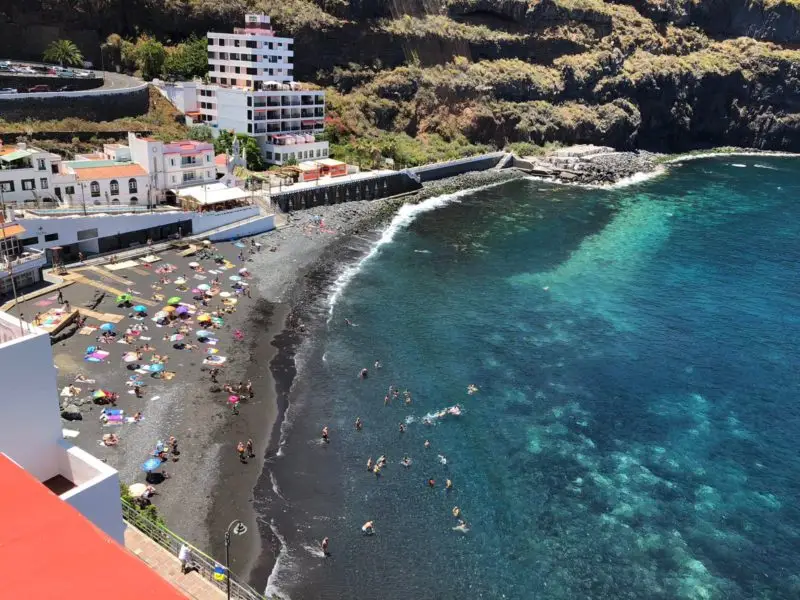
[4,0,800,163]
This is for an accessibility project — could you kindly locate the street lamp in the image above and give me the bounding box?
[224,519,247,600]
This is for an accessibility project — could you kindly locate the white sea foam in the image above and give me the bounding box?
[264,520,293,600]
[326,185,499,320]
[754,163,779,170]
[524,166,666,190]
[663,150,800,165]
[730,163,747,168]
[269,470,286,501]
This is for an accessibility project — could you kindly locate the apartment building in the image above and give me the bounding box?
[0,143,60,206]
[170,14,328,166]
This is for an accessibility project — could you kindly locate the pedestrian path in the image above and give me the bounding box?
[78,307,125,324]
[125,526,225,599]
[87,265,135,286]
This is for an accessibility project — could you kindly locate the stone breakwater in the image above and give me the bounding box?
[515,145,660,185]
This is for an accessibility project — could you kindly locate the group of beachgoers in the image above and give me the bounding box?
[69,238,261,497]
[317,345,477,554]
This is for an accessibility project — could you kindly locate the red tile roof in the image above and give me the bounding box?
[0,455,188,600]
[73,164,147,180]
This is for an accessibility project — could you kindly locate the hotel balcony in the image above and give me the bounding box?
[280,98,301,106]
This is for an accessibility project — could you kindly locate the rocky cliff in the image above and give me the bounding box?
[5,0,800,156]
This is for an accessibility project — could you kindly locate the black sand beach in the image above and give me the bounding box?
[22,168,524,595]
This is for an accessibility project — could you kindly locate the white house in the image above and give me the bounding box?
[165,14,328,166]
[127,133,216,201]
[0,310,125,543]
[57,161,150,207]
[0,143,60,206]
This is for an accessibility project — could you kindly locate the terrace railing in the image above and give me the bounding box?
[121,499,266,600]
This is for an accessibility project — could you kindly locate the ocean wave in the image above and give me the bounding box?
[524,166,665,190]
[663,150,800,165]
[326,186,498,320]
[265,520,294,600]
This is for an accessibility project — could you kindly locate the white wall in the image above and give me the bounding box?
[0,151,57,204]
[69,175,150,207]
[191,205,260,233]
[215,88,250,136]
[0,319,62,481]
[207,213,274,241]
[17,210,189,252]
[58,441,125,544]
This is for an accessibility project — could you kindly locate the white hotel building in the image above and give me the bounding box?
[170,14,328,165]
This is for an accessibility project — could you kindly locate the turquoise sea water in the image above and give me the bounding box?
[265,157,800,599]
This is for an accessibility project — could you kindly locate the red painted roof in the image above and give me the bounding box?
[215,153,228,166]
[0,455,187,600]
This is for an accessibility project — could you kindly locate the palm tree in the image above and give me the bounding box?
[43,39,84,67]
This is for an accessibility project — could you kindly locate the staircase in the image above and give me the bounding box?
[493,152,514,170]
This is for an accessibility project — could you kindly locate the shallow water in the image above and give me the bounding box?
[264,156,800,599]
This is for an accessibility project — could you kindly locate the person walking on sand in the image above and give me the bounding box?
[57,289,64,304]
[134,383,142,398]
[246,438,255,458]
[246,380,254,399]
[237,441,247,463]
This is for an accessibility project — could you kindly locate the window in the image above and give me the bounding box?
[44,233,58,242]
[90,181,100,197]
[0,181,13,192]
[206,155,211,163]
[111,198,120,204]
[235,67,241,74]
[51,164,59,174]
[19,236,38,246]
[170,158,176,166]
[171,175,176,183]
[128,179,138,193]
[130,197,138,204]
[54,187,62,198]
[65,185,75,195]
[110,180,119,195]
[206,171,211,178]
[22,179,35,191]
[322,148,328,157]
[76,228,98,241]
[36,158,46,171]
[40,178,48,189]
[274,153,281,161]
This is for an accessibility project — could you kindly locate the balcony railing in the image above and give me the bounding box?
[121,500,265,600]
[1,248,45,270]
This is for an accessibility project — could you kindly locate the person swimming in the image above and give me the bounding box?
[452,519,470,534]
[374,360,382,369]
[398,422,406,434]
[359,368,368,379]
[355,417,363,431]
[438,454,447,465]
[452,506,461,518]
[367,457,373,471]
[321,426,329,443]
[377,455,387,468]
[400,456,412,468]
[446,479,453,490]
[428,478,436,488]
[362,521,375,535]
[467,384,479,395]
[424,440,431,449]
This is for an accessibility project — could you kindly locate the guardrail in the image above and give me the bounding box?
[121,499,265,600]
[0,82,148,100]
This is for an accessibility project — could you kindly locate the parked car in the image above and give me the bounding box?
[74,70,93,79]
[0,88,17,94]
[27,84,50,93]
[56,85,75,92]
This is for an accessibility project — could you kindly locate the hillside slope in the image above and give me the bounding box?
[4,0,800,160]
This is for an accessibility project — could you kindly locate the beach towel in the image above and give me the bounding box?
[203,355,226,366]
[62,429,80,439]
[60,386,80,397]
[193,274,207,280]
[163,371,176,380]
[74,377,95,384]
[125,416,144,423]
[102,409,123,415]
[35,298,55,307]
[150,395,161,402]
[78,327,95,335]
[139,336,152,341]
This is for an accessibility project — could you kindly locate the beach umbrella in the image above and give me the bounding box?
[169,334,184,342]
[93,390,108,399]
[153,311,168,320]
[188,262,200,268]
[228,395,240,404]
[196,329,212,338]
[191,287,202,293]
[219,292,232,298]
[117,293,132,303]
[123,352,139,362]
[238,268,248,274]
[133,305,147,313]
[212,316,224,326]
[203,240,212,246]
[167,296,182,305]
[175,306,189,316]
[174,277,187,285]
[85,345,97,354]
[150,363,165,373]
[206,348,219,355]
[128,483,148,498]
[197,284,211,291]
[229,275,242,282]
[99,323,115,332]
[163,305,176,313]
[141,458,162,473]
[224,298,238,305]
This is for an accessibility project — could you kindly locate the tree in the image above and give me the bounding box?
[43,39,84,67]
[214,131,266,172]
[162,36,208,80]
[188,125,214,143]
[134,36,166,81]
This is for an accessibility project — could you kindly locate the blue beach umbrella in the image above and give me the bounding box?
[196,329,212,338]
[141,458,162,473]
[229,275,242,282]
[100,323,115,332]
[150,363,165,373]
[133,305,147,313]
[85,345,97,354]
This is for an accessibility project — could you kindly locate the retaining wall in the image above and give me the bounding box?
[0,74,103,92]
[410,152,507,182]
[0,84,149,121]
[271,172,421,212]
